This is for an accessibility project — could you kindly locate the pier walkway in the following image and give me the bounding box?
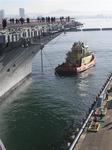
[68,74,112,150]
[77,95,112,150]
[73,84,112,150]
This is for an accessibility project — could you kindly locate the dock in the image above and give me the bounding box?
[78,103,112,150]
[70,27,112,32]
[68,73,112,150]
[82,28,101,31]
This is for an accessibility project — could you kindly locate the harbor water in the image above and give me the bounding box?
[0,19,112,150]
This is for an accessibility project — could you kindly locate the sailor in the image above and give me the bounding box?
[100,108,103,120]
[48,17,50,23]
[42,17,45,22]
[2,19,7,29]
[93,115,97,122]
[68,16,70,22]
[26,18,30,23]
[20,17,24,24]
[12,18,14,24]
[16,19,19,24]
[106,92,108,99]
[9,18,14,24]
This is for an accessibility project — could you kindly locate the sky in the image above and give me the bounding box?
[1,0,112,16]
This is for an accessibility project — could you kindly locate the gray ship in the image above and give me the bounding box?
[0,20,81,98]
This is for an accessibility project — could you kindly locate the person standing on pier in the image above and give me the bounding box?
[2,19,7,29]
[106,91,108,100]
[93,115,97,122]
[20,17,24,24]
[26,18,30,23]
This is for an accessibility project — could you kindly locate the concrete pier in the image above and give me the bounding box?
[78,104,112,150]
[82,28,101,31]
[70,27,112,32]
[69,74,112,150]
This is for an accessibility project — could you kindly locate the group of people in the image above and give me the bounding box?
[37,16,71,23]
[9,17,30,24]
[37,17,56,23]
[60,16,70,22]
[2,17,30,29]
[2,19,7,29]
[1,16,71,29]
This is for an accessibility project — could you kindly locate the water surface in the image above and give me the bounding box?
[0,29,112,150]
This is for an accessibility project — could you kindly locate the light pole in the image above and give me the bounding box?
[40,43,44,74]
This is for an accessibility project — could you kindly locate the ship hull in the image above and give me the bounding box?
[55,54,96,76]
[0,32,61,98]
[0,44,39,98]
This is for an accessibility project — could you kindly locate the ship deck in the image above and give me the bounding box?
[0,20,75,31]
[76,94,112,150]
[0,21,47,30]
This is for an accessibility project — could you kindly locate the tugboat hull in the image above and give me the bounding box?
[77,55,96,73]
[55,54,95,76]
[55,70,77,76]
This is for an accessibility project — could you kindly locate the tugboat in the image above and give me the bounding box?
[55,41,95,76]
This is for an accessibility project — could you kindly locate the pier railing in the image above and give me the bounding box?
[69,109,94,150]
[0,139,6,150]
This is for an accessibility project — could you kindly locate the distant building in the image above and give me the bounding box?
[19,8,25,18]
[0,10,4,20]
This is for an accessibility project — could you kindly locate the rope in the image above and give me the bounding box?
[45,32,64,47]
[41,49,61,77]
[42,49,54,69]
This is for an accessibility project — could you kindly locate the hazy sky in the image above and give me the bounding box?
[1,0,112,15]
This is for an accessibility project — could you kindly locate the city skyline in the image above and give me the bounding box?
[1,0,112,16]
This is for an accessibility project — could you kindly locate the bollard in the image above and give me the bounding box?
[71,135,75,139]
[67,142,71,147]
[76,128,79,132]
